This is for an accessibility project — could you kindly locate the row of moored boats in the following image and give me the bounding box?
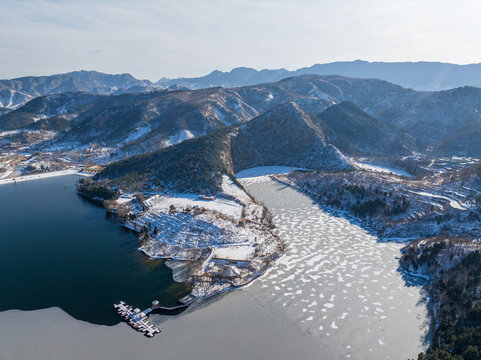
[114,301,161,337]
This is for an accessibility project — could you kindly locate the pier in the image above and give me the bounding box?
[113,301,161,337]
[113,300,191,337]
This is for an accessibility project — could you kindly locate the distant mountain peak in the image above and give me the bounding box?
[0,70,153,110]
[157,60,481,92]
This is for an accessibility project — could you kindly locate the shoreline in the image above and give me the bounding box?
[111,174,284,305]
[0,169,91,186]
[0,290,323,360]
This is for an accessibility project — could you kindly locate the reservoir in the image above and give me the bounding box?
[0,174,428,360]
[0,175,188,325]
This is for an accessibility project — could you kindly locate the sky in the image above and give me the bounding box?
[1,0,481,81]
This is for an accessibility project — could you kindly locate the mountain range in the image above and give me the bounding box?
[0,75,424,155]
[3,60,481,114]
[2,70,481,193]
[3,74,481,159]
[96,101,354,194]
[0,70,153,114]
[157,60,481,91]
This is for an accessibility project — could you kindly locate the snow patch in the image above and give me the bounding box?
[0,169,84,186]
[407,190,467,210]
[122,124,151,144]
[214,246,255,261]
[351,160,412,177]
[164,129,195,146]
[236,166,307,185]
[144,192,243,221]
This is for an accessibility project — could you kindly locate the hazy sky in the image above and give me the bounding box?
[1,0,481,80]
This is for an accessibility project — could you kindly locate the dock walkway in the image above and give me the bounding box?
[113,301,160,337]
[113,299,192,337]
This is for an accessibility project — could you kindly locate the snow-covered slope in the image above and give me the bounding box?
[230,102,353,173]
[0,89,33,112]
[3,74,481,159]
[378,86,481,149]
[315,101,418,156]
[0,70,153,110]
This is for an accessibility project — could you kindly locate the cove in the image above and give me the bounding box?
[0,175,188,326]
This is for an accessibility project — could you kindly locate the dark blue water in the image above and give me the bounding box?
[0,175,188,325]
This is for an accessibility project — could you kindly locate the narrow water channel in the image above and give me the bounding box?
[243,177,429,360]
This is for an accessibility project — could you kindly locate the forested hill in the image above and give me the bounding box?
[314,101,418,156]
[93,102,355,194]
[95,129,232,194]
[401,238,481,360]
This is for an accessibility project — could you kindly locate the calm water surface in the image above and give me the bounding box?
[0,175,188,325]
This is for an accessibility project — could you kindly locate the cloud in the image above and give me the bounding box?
[1,0,481,80]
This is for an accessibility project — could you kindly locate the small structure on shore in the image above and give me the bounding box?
[198,194,216,200]
[82,165,105,174]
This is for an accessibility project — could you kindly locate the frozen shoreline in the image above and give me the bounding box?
[235,165,307,185]
[0,169,89,186]
[0,293,322,360]
[350,160,412,177]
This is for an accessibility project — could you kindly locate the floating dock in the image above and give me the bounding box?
[113,299,192,337]
[114,301,161,337]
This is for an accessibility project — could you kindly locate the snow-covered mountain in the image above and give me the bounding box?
[0,70,154,111]
[314,101,417,156]
[0,89,33,114]
[378,86,481,149]
[2,74,481,160]
[4,60,481,114]
[96,102,354,194]
[230,102,353,173]
[1,75,423,155]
